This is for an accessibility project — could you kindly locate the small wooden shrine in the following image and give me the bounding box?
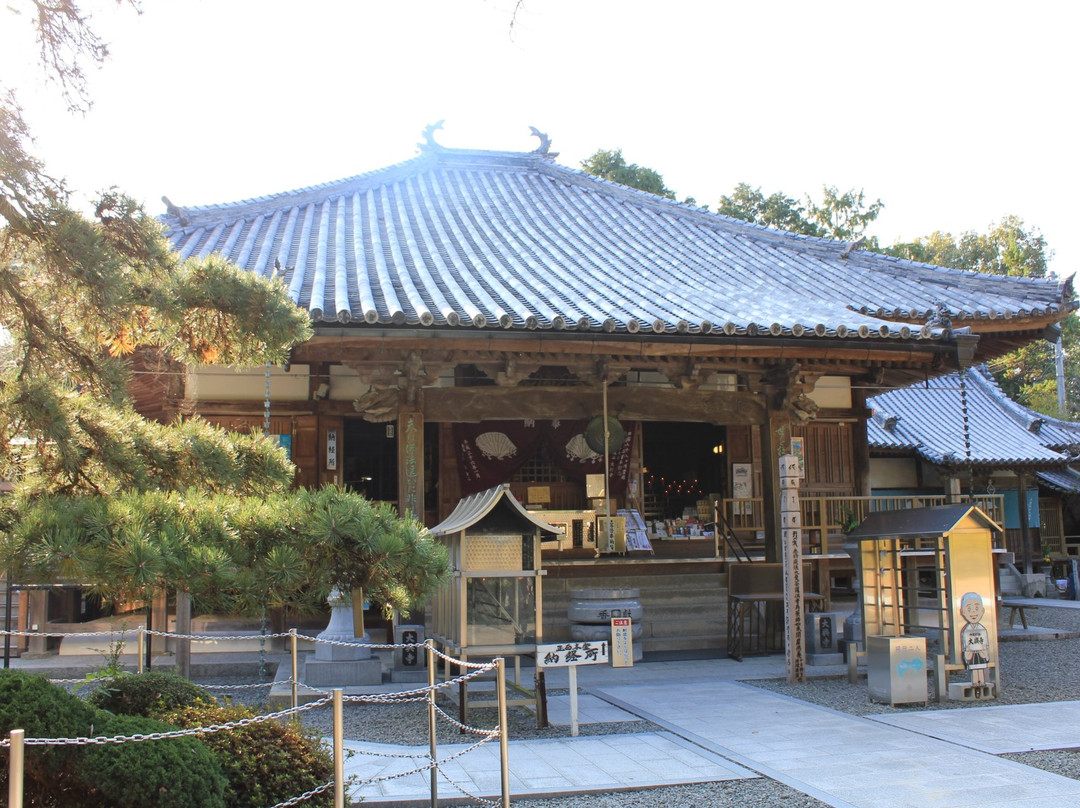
[847,504,1001,701]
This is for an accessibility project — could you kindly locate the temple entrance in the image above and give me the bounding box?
[643,422,727,520]
[343,418,398,502]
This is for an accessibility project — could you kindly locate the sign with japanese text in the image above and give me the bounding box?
[326,429,338,470]
[611,617,634,668]
[537,641,609,667]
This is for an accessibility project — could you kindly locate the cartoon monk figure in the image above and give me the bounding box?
[959,592,990,687]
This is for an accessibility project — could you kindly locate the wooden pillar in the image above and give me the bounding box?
[26,590,48,656]
[945,476,962,504]
[175,590,192,679]
[1018,473,1034,575]
[760,410,791,563]
[851,387,872,497]
[152,589,168,655]
[398,407,424,520]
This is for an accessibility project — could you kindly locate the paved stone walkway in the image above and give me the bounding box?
[347,659,1080,807]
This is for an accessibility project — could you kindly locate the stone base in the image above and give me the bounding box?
[303,655,383,687]
[948,681,997,701]
[807,652,845,666]
[391,669,430,684]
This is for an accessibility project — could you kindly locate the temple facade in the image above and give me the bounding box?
[145,129,1075,652]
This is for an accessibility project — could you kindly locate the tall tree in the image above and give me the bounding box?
[717,182,884,245]
[0,2,450,621]
[888,215,1050,278]
[888,216,1073,416]
[581,148,677,199]
[716,183,818,235]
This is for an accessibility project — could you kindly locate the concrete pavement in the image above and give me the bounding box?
[347,629,1080,807]
[9,603,1080,807]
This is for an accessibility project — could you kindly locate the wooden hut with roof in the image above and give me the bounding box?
[151,126,1076,653]
[867,366,1080,572]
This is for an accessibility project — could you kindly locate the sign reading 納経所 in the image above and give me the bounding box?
[536,641,609,667]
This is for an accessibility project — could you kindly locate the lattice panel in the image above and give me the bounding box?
[463,534,522,571]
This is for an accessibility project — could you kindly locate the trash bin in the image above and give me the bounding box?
[867,635,927,706]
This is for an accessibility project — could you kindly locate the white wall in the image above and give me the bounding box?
[807,376,852,409]
[870,457,919,489]
[186,364,311,401]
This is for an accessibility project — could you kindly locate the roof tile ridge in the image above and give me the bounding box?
[971,365,1054,431]
[543,160,856,247]
[161,152,434,228]
[866,252,1069,295]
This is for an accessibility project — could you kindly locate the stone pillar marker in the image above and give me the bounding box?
[780,453,805,684]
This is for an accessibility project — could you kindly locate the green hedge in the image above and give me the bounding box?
[89,670,211,716]
[164,703,334,808]
[0,669,101,806]
[76,713,226,808]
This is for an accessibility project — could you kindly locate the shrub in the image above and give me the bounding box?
[76,713,226,808]
[0,669,102,806]
[89,670,211,716]
[164,703,334,808]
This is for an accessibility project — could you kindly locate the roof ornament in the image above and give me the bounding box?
[161,195,189,227]
[927,301,953,333]
[839,236,866,259]
[528,126,555,155]
[419,120,446,152]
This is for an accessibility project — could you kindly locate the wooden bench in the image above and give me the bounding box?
[1000,598,1037,629]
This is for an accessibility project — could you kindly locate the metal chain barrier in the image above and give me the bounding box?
[432,702,500,737]
[4,698,332,748]
[4,630,512,807]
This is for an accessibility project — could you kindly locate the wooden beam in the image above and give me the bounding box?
[421,386,767,424]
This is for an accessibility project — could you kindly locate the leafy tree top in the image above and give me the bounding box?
[717,182,884,245]
[1,3,313,495]
[581,148,677,200]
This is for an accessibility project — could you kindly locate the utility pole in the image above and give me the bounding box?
[1056,335,1066,413]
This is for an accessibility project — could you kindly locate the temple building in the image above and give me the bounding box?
[143,128,1075,653]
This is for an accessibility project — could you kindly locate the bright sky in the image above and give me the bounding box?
[4,0,1079,276]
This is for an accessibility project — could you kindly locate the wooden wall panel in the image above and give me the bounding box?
[292,415,319,489]
[794,422,855,495]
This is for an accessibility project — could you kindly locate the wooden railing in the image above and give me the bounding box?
[720,494,1007,557]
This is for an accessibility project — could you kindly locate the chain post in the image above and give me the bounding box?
[290,628,298,711]
[496,657,510,808]
[427,640,438,808]
[333,688,344,808]
[137,628,145,675]
[8,728,24,808]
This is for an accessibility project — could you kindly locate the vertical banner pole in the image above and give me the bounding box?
[333,689,344,808]
[496,657,510,807]
[427,641,438,808]
[780,453,806,684]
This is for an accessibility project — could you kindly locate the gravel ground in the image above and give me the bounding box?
[186,604,1080,807]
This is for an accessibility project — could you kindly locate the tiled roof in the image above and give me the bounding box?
[161,142,1074,340]
[1036,468,1080,494]
[867,367,1072,468]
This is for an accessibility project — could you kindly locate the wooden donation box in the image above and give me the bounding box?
[429,484,559,661]
[847,504,1001,702]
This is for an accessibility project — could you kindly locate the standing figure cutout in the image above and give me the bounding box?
[959,591,990,690]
